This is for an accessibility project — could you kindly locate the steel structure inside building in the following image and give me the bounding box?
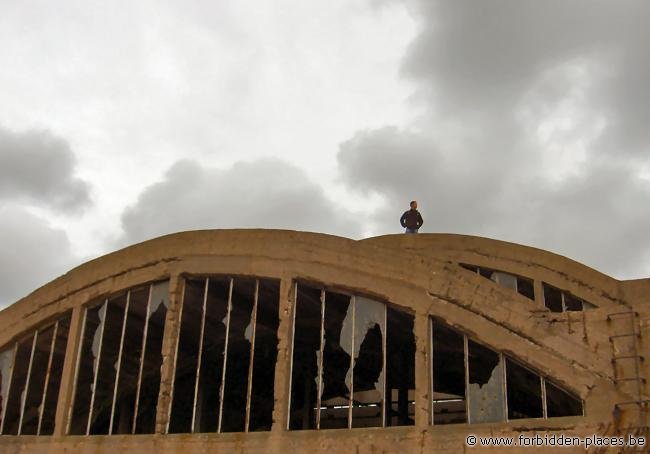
[0,230,648,452]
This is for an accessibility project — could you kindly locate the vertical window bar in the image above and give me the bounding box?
[18,332,38,434]
[191,278,210,433]
[429,317,434,426]
[244,279,260,432]
[217,278,234,433]
[37,321,59,435]
[132,284,153,434]
[86,300,108,435]
[66,308,88,434]
[347,295,355,429]
[286,281,298,431]
[0,343,17,434]
[561,292,567,312]
[541,377,548,419]
[109,291,131,434]
[382,303,387,428]
[315,288,325,430]
[463,335,470,423]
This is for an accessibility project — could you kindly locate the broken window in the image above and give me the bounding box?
[69,281,169,435]
[0,312,71,435]
[168,276,280,434]
[431,319,467,424]
[543,283,593,312]
[459,264,535,301]
[431,318,583,425]
[289,282,414,430]
[467,340,505,423]
[506,358,543,420]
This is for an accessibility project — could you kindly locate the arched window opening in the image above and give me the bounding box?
[288,282,416,430]
[431,318,583,425]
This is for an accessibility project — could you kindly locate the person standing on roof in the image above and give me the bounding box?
[400,200,423,234]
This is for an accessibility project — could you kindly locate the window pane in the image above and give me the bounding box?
[40,313,72,435]
[2,334,35,434]
[320,291,351,430]
[468,340,504,424]
[248,279,280,432]
[546,381,582,417]
[169,279,204,433]
[516,277,535,300]
[432,320,466,424]
[134,280,168,434]
[289,284,321,430]
[194,277,229,433]
[20,325,55,435]
[506,358,542,419]
[564,293,583,311]
[386,306,415,427]
[221,278,256,433]
[90,293,128,434]
[543,284,563,312]
[351,296,384,428]
[111,286,149,434]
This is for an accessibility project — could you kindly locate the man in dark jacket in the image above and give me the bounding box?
[400,201,424,233]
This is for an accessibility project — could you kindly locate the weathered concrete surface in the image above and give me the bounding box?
[0,230,648,452]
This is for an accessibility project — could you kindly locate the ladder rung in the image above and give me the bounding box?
[607,311,639,319]
[615,378,647,384]
[615,400,650,407]
[612,355,645,362]
[609,333,639,339]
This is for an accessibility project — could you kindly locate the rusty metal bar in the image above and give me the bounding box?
[191,278,210,433]
[87,300,108,435]
[244,279,260,432]
[347,295,355,429]
[381,303,387,428]
[65,308,88,434]
[217,278,234,433]
[109,291,131,434]
[17,332,38,435]
[463,334,470,424]
[315,288,325,430]
[286,281,298,430]
[0,342,18,434]
[500,352,508,422]
[37,321,59,435]
[132,284,153,434]
[541,377,548,419]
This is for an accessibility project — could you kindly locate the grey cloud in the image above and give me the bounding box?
[0,206,78,308]
[402,0,650,154]
[0,126,91,211]
[120,158,362,246]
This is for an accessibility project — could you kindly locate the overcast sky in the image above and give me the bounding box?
[1,0,649,307]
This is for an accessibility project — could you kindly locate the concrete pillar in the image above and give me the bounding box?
[155,273,184,434]
[534,279,544,307]
[414,309,430,428]
[272,276,294,432]
[53,306,84,436]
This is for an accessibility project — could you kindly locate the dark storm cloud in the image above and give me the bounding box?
[337,0,650,278]
[0,126,91,211]
[402,0,650,154]
[0,206,78,307]
[120,158,362,245]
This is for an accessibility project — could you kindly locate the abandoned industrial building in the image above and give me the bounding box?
[0,229,648,452]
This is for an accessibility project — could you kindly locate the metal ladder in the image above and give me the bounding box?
[607,309,649,446]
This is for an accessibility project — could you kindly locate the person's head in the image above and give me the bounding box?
[410,200,417,210]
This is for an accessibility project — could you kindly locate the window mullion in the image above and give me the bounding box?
[244,279,260,432]
[86,300,108,435]
[132,284,153,434]
[37,321,59,435]
[217,278,234,433]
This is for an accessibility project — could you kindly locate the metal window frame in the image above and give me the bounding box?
[86,299,108,435]
[244,279,260,432]
[191,278,210,433]
[37,321,59,435]
[17,331,38,435]
[108,291,131,434]
[66,307,88,434]
[132,284,153,434]
[217,277,234,433]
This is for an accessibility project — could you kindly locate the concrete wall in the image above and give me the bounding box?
[0,229,648,453]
